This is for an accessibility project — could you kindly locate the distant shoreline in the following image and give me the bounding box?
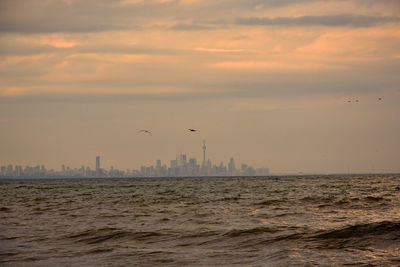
[1,173,399,180]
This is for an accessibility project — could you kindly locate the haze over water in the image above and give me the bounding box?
[1,175,399,266]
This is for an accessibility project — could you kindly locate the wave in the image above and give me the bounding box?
[255,199,285,206]
[65,228,171,245]
[223,226,281,237]
[320,196,389,208]
[175,222,400,250]
[311,221,400,249]
[223,226,301,238]
[180,230,220,239]
[314,221,400,239]
[86,247,114,254]
[364,196,386,202]
[218,196,241,202]
[0,207,11,212]
[300,196,335,203]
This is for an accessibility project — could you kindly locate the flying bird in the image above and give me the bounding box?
[378,98,382,100]
[188,129,197,132]
[139,129,152,135]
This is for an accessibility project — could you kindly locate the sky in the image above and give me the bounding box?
[1,0,399,174]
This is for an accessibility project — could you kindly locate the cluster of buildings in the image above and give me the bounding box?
[133,154,269,177]
[0,162,100,178]
[1,142,269,178]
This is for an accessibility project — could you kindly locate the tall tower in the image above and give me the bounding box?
[96,156,100,172]
[202,140,206,167]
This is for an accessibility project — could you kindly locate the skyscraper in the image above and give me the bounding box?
[228,157,236,174]
[202,140,206,167]
[96,156,100,172]
[177,154,187,167]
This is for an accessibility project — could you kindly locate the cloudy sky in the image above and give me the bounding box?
[1,0,399,173]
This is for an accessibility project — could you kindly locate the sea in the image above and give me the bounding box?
[1,174,399,266]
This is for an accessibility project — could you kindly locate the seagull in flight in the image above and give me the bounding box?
[188,129,197,132]
[139,129,152,135]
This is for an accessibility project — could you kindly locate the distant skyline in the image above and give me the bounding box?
[1,0,399,174]
[1,148,270,178]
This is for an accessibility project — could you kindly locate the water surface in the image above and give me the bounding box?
[1,175,399,266]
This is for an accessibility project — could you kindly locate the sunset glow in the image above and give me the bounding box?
[1,0,399,173]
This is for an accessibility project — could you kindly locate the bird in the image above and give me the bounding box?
[188,129,197,132]
[355,100,359,102]
[139,129,152,135]
[378,98,382,101]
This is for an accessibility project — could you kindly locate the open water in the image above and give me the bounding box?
[1,175,400,266]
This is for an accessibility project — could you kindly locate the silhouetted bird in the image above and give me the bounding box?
[378,98,382,100]
[347,100,351,103]
[355,100,359,102]
[188,129,197,132]
[139,129,152,135]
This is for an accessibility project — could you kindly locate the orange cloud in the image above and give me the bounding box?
[41,38,78,48]
[194,47,245,53]
[297,26,400,60]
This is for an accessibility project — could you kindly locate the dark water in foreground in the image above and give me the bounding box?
[1,175,400,266]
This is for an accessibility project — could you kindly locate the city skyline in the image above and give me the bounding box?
[0,151,270,178]
[1,140,272,177]
[0,139,272,174]
[0,132,398,175]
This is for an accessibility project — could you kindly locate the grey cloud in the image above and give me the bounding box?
[2,60,399,104]
[0,0,357,33]
[0,41,181,56]
[0,92,221,104]
[0,20,121,34]
[0,0,157,33]
[0,42,56,56]
[0,1,120,33]
[70,44,179,55]
[354,0,400,7]
[168,23,216,31]
[235,14,399,27]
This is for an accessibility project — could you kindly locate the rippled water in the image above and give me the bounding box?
[1,175,400,266]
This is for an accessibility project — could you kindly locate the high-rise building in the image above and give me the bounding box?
[170,160,177,168]
[16,165,22,176]
[6,165,13,176]
[228,157,236,174]
[177,154,187,167]
[202,140,206,167]
[96,156,100,171]
[140,166,146,175]
[241,163,248,171]
[189,158,197,166]
[206,159,212,173]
